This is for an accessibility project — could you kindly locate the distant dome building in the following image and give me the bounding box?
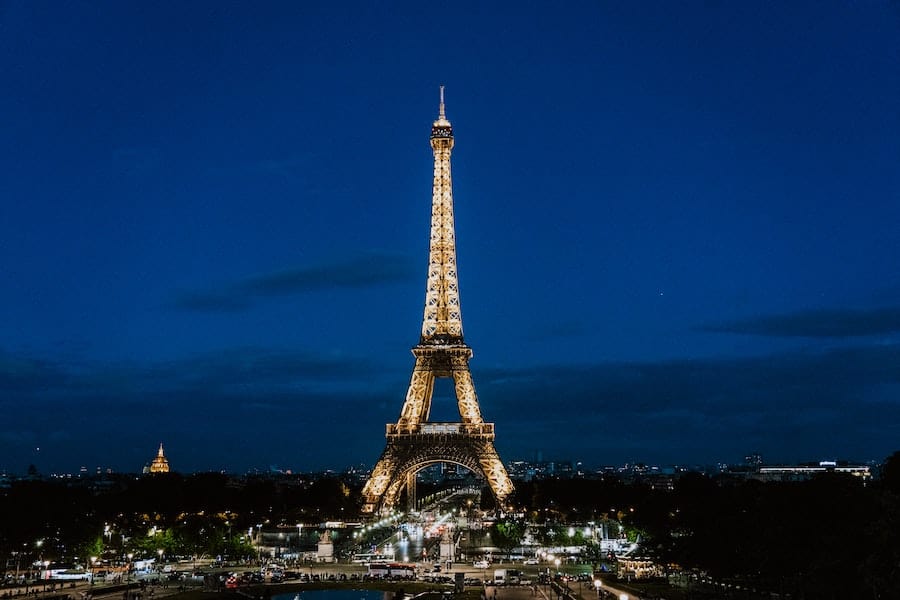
[146,443,170,474]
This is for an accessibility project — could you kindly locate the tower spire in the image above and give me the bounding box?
[433,85,451,130]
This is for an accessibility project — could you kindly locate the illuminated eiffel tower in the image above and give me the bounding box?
[361,88,514,515]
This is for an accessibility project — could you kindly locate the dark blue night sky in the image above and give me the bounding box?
[2,2,899,474]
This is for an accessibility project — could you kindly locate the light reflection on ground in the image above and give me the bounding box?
[273,589,391,600]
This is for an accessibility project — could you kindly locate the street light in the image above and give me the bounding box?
[593,579,602,598]
[248,526,255,565]
[553,557,561,598]
[256,524,262,564]
[90,557,98,585]
[126,553,133,582]
[36,540,44,584]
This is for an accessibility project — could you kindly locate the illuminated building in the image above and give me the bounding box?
[146,443,171,474]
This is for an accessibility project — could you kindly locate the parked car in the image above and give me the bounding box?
[240,571,263,584]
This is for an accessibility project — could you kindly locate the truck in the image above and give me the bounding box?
[493,569,507,585]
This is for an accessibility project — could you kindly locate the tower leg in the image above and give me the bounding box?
[406,470,417,512]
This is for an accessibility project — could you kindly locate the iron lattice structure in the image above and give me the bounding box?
[361,89,514,515]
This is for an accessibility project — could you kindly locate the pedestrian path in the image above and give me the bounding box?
[484,581,640,600]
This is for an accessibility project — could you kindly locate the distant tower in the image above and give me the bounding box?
[148,443,171,473]
[361,88,514,515]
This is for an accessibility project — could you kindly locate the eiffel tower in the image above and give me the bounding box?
[361,88,514,515]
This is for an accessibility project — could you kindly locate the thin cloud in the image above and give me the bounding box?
[239,255,416,295]
[4,342,898,471]
[480,343,900,419]
[0,346,385,409]
[698,306,900,338]
[478,342,900,462]
[0,345,400,472]
[172,253,417,312]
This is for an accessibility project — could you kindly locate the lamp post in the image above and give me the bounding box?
[90,557,97,586]
[42,560,50,596]
[297,524,303,563]
[126,553,133,583]
[36,540,44,584]
[256,524,262,565]
[13,549,22,586]
[554,558,561,600]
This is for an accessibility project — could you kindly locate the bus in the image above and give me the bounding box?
[367,563,416,579]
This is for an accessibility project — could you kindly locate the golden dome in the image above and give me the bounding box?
[149,443,170,473]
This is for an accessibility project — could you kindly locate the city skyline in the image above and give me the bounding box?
[2,3,899,474]
[2,446,875,479]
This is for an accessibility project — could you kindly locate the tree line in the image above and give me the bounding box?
[0,472,356,571]
[506,451,900,599]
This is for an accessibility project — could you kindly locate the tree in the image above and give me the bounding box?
[581,541,604,570]
[492,520,524,559]
[881,450,900,494]
[78,536,105,569]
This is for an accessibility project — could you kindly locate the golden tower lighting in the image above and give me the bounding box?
[361,88,514,515]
